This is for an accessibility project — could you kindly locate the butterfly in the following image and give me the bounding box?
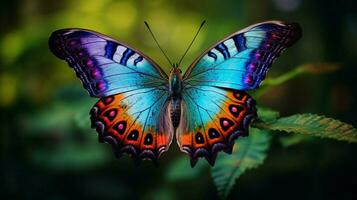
[49,20,301,167]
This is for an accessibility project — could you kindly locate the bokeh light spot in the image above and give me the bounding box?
[0,32,24,65]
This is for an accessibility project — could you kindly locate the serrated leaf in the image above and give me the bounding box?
[211,128,271,199]
[254,114,357,143]
[256,106,279,123]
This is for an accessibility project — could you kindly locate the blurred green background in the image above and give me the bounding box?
[1,0,357,199]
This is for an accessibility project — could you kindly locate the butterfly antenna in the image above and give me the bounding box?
[177,20,206,66]
[144,21,173,66]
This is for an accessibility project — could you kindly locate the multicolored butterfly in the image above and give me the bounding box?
[49,20,301,167]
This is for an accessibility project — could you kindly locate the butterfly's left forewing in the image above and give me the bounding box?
[49,29,172,162]
[180,21,301,166]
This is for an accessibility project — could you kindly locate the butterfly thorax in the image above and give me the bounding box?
[169,67,183,97]
[169,67,183,128]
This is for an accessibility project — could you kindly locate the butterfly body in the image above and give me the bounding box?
[49,21,301,166]
[169,66,183,128]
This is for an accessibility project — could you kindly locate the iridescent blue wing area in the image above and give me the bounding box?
[183,21,301,90]
[179,21,301,166]
[49,29,172,162]
[49,28,168,97]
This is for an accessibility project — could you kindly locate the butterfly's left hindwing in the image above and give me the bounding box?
[90,88,171,162]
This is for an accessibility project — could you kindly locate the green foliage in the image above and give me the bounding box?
[255,107,312,148]
[253,63,340,98]
[165,155,208,181]
[206,62,353,198]
[262,63,339,87]
[211,128,271,199]
[31,141,110,171]
[25,97,111,171]
[26,98,94,134]
[254,114,357,143]
[256,106,280,123]
[279,134,312,147]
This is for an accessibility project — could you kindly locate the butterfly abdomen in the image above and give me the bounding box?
[169,98,181,128]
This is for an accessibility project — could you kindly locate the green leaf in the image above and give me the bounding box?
[253,114,357,143]
[253,63,339,97]
[256,106,279,123]
[262,63,339,87]
[211,128,271,199]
